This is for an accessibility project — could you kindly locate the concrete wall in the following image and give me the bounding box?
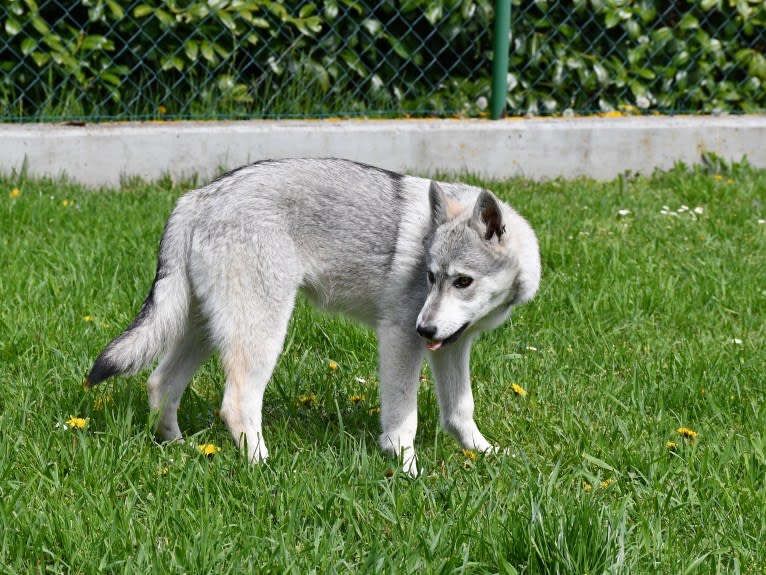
[2,116,765,187]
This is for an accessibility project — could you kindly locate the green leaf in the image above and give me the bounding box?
[299,3,316,18]
[99,71,122,86]
[325,1,338,20]
[5,17,22,37]
[388,36,412,60]
[679,13,699,30]
[31,52,49,66]
[295,16,322,36]
[593,62,608,85]
[341,49,368,77]
[216,10,236,31]
[425,2,443,24]
[133,4,153,18]
[30,15,49,34]
[155,9,174,26]
[307,60,331,92]
[188,3,210,19]
[41,33,63,52]
[582,453,616,473]
[106,0,124,19]
[200,41,215,63]
[212,42,230,59]
[604,10,620,28]
[362,18,382,36]
[20,38,37,56]
[652,27,673,47]
[749,52,766,80]
[161,55,184,72]
[184,40,199,61]
[51,51,78,71]
[81,35,113,51]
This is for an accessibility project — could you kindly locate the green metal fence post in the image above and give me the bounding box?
[490,0,511,119]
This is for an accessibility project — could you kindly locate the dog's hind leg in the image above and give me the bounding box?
[377,323,425,476]
[428,338,494,453]
[195,231,301,464]
[147,321,211,442]
[215,292,296,463]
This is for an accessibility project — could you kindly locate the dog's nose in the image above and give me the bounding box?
[416,324,437,339]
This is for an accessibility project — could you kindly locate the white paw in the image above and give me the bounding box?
[401,448,419,477]
[379,433,419,477]
[242,434,269,463]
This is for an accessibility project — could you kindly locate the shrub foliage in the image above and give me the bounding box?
[1,0,764,120]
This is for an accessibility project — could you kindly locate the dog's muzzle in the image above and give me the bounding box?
[417,322,469,351]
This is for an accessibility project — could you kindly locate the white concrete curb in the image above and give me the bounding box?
[2,116,765,187]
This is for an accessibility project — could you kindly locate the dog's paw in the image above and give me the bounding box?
[484,445,511,456]
[401,449,419,477]
[379,438,419,477]
[241,434,269,464]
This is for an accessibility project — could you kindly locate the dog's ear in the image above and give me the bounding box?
[471,190,505,242]
[428,181,448,228]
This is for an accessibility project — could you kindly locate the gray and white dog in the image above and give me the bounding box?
[86,158,540,475]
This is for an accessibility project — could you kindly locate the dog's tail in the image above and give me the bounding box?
[85,204,193,388]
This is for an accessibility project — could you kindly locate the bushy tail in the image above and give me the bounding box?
[85,208,192,388]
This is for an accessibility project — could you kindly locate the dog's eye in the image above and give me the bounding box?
[453,276,473,289]
[427,271,435,284]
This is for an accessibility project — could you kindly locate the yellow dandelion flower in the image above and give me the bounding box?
[196,443,220,456]
[83,315,93,322]
[66,417,88,430]
[582,481,593,492]
[666,441,678,451]
[350,394,365,405]
[9,188,21,198]
[676,427,698,439]
[158,105,167,115]
[62,199,71,207]
[298,394,316,407]
[600,478,616,490]
[463,449,477,461]
[328,360,339,371]
[511,383,527,397]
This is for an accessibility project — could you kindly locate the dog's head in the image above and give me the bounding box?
[416,181,540,351]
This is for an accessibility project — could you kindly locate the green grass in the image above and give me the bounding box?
[1,161,765,573]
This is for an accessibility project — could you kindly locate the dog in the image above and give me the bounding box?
[86,158,540,475]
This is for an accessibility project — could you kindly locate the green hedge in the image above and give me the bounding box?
[1,0,764,121]
[510,0,766,115]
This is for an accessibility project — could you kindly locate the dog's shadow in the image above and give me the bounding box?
[175,353,391,458]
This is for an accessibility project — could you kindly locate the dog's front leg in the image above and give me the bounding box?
[429,338,495,453]
[377,323,425,476]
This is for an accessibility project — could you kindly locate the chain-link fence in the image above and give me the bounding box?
[1,1,764,123]
[1,0,494,121]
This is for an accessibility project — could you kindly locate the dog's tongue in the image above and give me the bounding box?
[426,340,443,351]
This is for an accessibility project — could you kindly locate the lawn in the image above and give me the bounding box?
[1,160,765,573]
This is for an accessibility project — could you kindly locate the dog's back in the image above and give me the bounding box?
[188,158,444,322]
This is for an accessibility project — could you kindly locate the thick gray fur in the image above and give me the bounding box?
[87,158,541,475]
